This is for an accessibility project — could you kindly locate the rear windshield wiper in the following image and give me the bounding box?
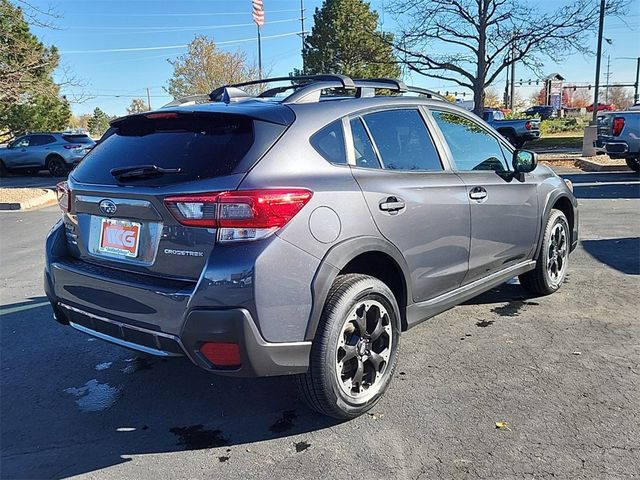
[110,164,181,179]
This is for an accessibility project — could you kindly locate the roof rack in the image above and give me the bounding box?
[207,75,448,105]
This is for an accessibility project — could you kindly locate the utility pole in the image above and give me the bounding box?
[592,0,606,124]
[146,88,151,110]
[604,54,611,103]
[613,56,640,105]
[509,42,516,110]
[300,0,306,74]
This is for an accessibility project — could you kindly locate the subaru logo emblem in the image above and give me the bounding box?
[99,199,117,216]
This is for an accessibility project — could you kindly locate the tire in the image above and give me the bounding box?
[519,209,570,295]
[295,274,401,419]
[0,160,6,177]
[502,131,518,147]
[47,156,68,177]
[625,157,640,173]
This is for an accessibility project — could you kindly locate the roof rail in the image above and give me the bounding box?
[209,75,356,101]
[207,75,448,104]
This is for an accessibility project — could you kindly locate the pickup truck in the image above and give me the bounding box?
[482,109,541,148]
[595,111,640,172]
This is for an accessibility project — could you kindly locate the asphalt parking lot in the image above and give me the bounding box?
[1,171,639,479]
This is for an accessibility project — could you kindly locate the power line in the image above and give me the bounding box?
[69,18,300,31]
[65,8,301,17]
[61,31,304,54]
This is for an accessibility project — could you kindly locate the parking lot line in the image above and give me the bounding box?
[0,301,51,316]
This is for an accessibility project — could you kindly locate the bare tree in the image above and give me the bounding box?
[165,35,259,99]
[388,0,626,115]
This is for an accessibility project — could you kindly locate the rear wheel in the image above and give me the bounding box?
[296,274,401,419]
[501,131,518,147]
[625,157,640,173]
[47,156,68,177]
[519,209,569,295]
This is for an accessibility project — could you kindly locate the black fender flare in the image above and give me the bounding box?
[304,236,412,340]
[534,191,577,260]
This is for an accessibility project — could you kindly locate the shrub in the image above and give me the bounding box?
[539,117,587,135]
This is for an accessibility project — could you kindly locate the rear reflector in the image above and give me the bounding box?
[200,342,241,368]
[56,181,71,213]
[525,121,532,130]
[164,189,313,242]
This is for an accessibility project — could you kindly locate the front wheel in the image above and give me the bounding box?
[519,209,570,295]
[296,274,401,419]
[625,157,640,173]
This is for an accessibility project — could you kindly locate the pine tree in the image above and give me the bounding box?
[302,0,400,79]
[87,108,110,137]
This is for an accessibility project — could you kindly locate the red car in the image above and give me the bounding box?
[587,103,616,112]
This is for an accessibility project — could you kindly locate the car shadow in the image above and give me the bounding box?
[581,237,640,275]
[1,302,340,479]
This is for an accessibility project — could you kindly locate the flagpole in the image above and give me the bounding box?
[257,25,263,80]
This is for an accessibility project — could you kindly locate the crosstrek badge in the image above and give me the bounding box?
[99,219,141,257]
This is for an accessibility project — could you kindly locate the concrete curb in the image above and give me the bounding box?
[575,158,631,172]
[0,189,57,211]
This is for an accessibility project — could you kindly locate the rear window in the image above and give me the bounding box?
[62,134,94,144]
[72,114,254,186]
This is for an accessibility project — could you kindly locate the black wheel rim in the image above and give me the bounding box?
[50,160,65,176]
[335,300,392,400]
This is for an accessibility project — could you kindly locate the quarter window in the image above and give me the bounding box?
[310,120,347,165]
[431,111,509,172]
[362,109,442,171]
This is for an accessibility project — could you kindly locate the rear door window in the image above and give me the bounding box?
[362,109,443,171]
[349,118,381,169]
[30,135,56,146]
[72,114,255,186]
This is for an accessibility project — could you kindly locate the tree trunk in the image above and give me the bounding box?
[473,84,485,117]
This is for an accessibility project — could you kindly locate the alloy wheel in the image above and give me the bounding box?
[335,300,393,400]
[547,221,568,285]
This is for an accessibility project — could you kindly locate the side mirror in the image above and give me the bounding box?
[512,149,538,173]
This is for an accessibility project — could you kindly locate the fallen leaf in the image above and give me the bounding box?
[573,351,582,355]
[495,421,511,430]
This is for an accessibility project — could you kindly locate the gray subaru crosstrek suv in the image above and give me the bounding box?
[45,76,578,419]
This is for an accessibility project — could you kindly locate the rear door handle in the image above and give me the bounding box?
[469,186,487,201]
[379,196,406,212]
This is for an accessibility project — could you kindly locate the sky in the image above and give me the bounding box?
[25,0,640,117]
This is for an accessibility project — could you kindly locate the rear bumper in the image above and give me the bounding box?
[594,139,633,158]
[522,132,540,142]
[44,220,312,377]
[49,299,311,377]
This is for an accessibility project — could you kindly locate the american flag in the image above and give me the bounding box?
[252,0,265,27]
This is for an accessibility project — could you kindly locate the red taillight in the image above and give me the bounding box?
[200,342,241,368]
[56,181,71,213]
[612,117,625,136]
[525,121,532,130]
[63,144,82,150]
[164,189,313,242]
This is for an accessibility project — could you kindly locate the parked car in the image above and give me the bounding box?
[0,132,95,177]
[595,111,640,172]
[45,75,578,419]
[483,109,540,147]
[524,105,556,120]
[587,103,616,113]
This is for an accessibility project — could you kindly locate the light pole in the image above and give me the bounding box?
[591,0,606,124]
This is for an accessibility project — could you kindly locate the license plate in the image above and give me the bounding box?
[98,218,141,258]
